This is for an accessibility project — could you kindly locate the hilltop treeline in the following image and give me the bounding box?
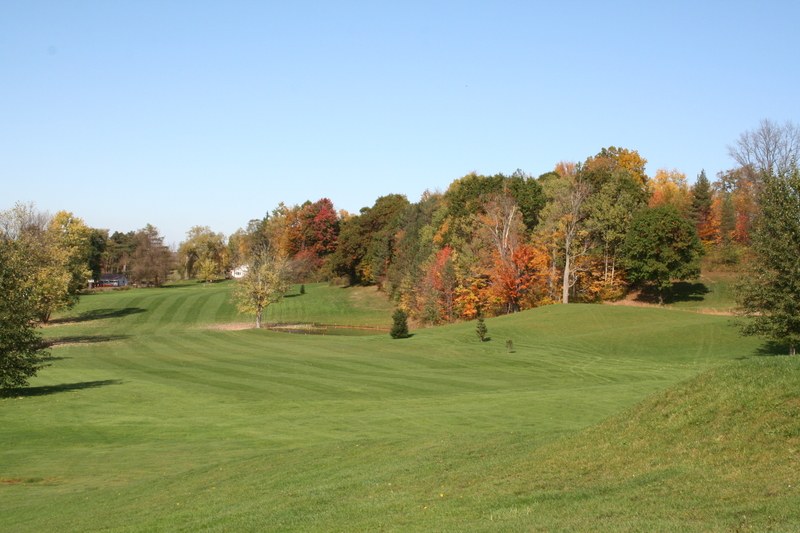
[3,120,794,327]
[221,143,767,323]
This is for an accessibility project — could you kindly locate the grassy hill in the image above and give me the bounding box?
[2,281,796,531]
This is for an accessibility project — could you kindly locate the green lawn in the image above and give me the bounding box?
[2,281,795,531]
[668,271,739,314]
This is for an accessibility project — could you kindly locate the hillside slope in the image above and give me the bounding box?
[488,356,800,531]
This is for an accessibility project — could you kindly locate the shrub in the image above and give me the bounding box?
[390,309,410,339]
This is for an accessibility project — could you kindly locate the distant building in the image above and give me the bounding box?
[230,265,249,279]
[98,273,129,287]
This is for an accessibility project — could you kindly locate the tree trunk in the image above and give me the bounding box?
[562,252,571,304]
[256,306,263,329]
[791,343,796,356]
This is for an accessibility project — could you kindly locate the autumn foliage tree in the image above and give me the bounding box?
[233,248,290,329]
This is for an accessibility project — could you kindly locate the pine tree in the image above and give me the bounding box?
[737,167,800,355]
[475,317,488,342]
[691,170,714,242]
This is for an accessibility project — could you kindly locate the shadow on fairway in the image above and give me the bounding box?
[634,282,710,304]
[51,307,146,324]
[45,334,130,348]
[2,380,123,398]
[754,341,793,357]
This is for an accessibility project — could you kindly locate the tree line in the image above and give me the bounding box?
[2,119,799,389]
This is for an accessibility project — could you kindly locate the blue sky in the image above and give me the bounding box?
[2,1,798,245]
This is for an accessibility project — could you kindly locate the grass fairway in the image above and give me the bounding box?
[2,281,795,531]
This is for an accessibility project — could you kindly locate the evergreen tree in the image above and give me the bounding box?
[737,167,800,355]
[390,309,410,339]
[475,317,488,342]
[691,170,714,240]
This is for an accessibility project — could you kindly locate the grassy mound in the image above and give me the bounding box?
[2,282,788,531]
[490,356,800,531]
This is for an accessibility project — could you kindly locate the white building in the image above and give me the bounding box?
[230,265,249,279]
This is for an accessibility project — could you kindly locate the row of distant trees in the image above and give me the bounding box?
[2,119,799,388]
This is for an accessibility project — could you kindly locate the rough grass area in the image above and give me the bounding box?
[2,281,794,531]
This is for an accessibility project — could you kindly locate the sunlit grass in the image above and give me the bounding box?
[3,281,795,531]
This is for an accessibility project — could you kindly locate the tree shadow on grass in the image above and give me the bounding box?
[50,307,146,325]
[753,341,793,357]
[45,334,129,348]
[634,282,710,304]
[1,379,123,398]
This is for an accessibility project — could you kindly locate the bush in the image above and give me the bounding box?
[390,309,410,339]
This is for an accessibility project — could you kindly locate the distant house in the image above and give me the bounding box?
[230,265,249,279]
[98,273,129,287]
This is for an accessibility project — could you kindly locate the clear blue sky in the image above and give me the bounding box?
[2,1,798,246]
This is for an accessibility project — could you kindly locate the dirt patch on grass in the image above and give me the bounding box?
[205,322,255,331]
[204,322,389,335]
[605,293,734,316]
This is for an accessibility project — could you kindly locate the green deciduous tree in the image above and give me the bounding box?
[233,249,290,329]
[0,240,47,389]
[622,205,703,304]
[736,167,800,355]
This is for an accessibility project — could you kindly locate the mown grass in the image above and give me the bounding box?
[2,281,796,531]
[492,356,800,531]
[668,271,739,314]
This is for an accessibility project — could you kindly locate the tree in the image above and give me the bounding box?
[728,119,800,177]
[649,169,691,216]
[390,309,410,339]
[0,240,47,389]
[327,194,409,286]
[130,224,173,286]
[178,226,226,280]
[539,171,592,303]
[47,211,94,296]
[195,257,219,283]
[233,249,290,329]
[691,170,715,244]
[104,230,137,274]
[0,203,90,323]
[736,167,800,355]
[584,170,647,294]
[622,205,703,304]
[475,317,488,342]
